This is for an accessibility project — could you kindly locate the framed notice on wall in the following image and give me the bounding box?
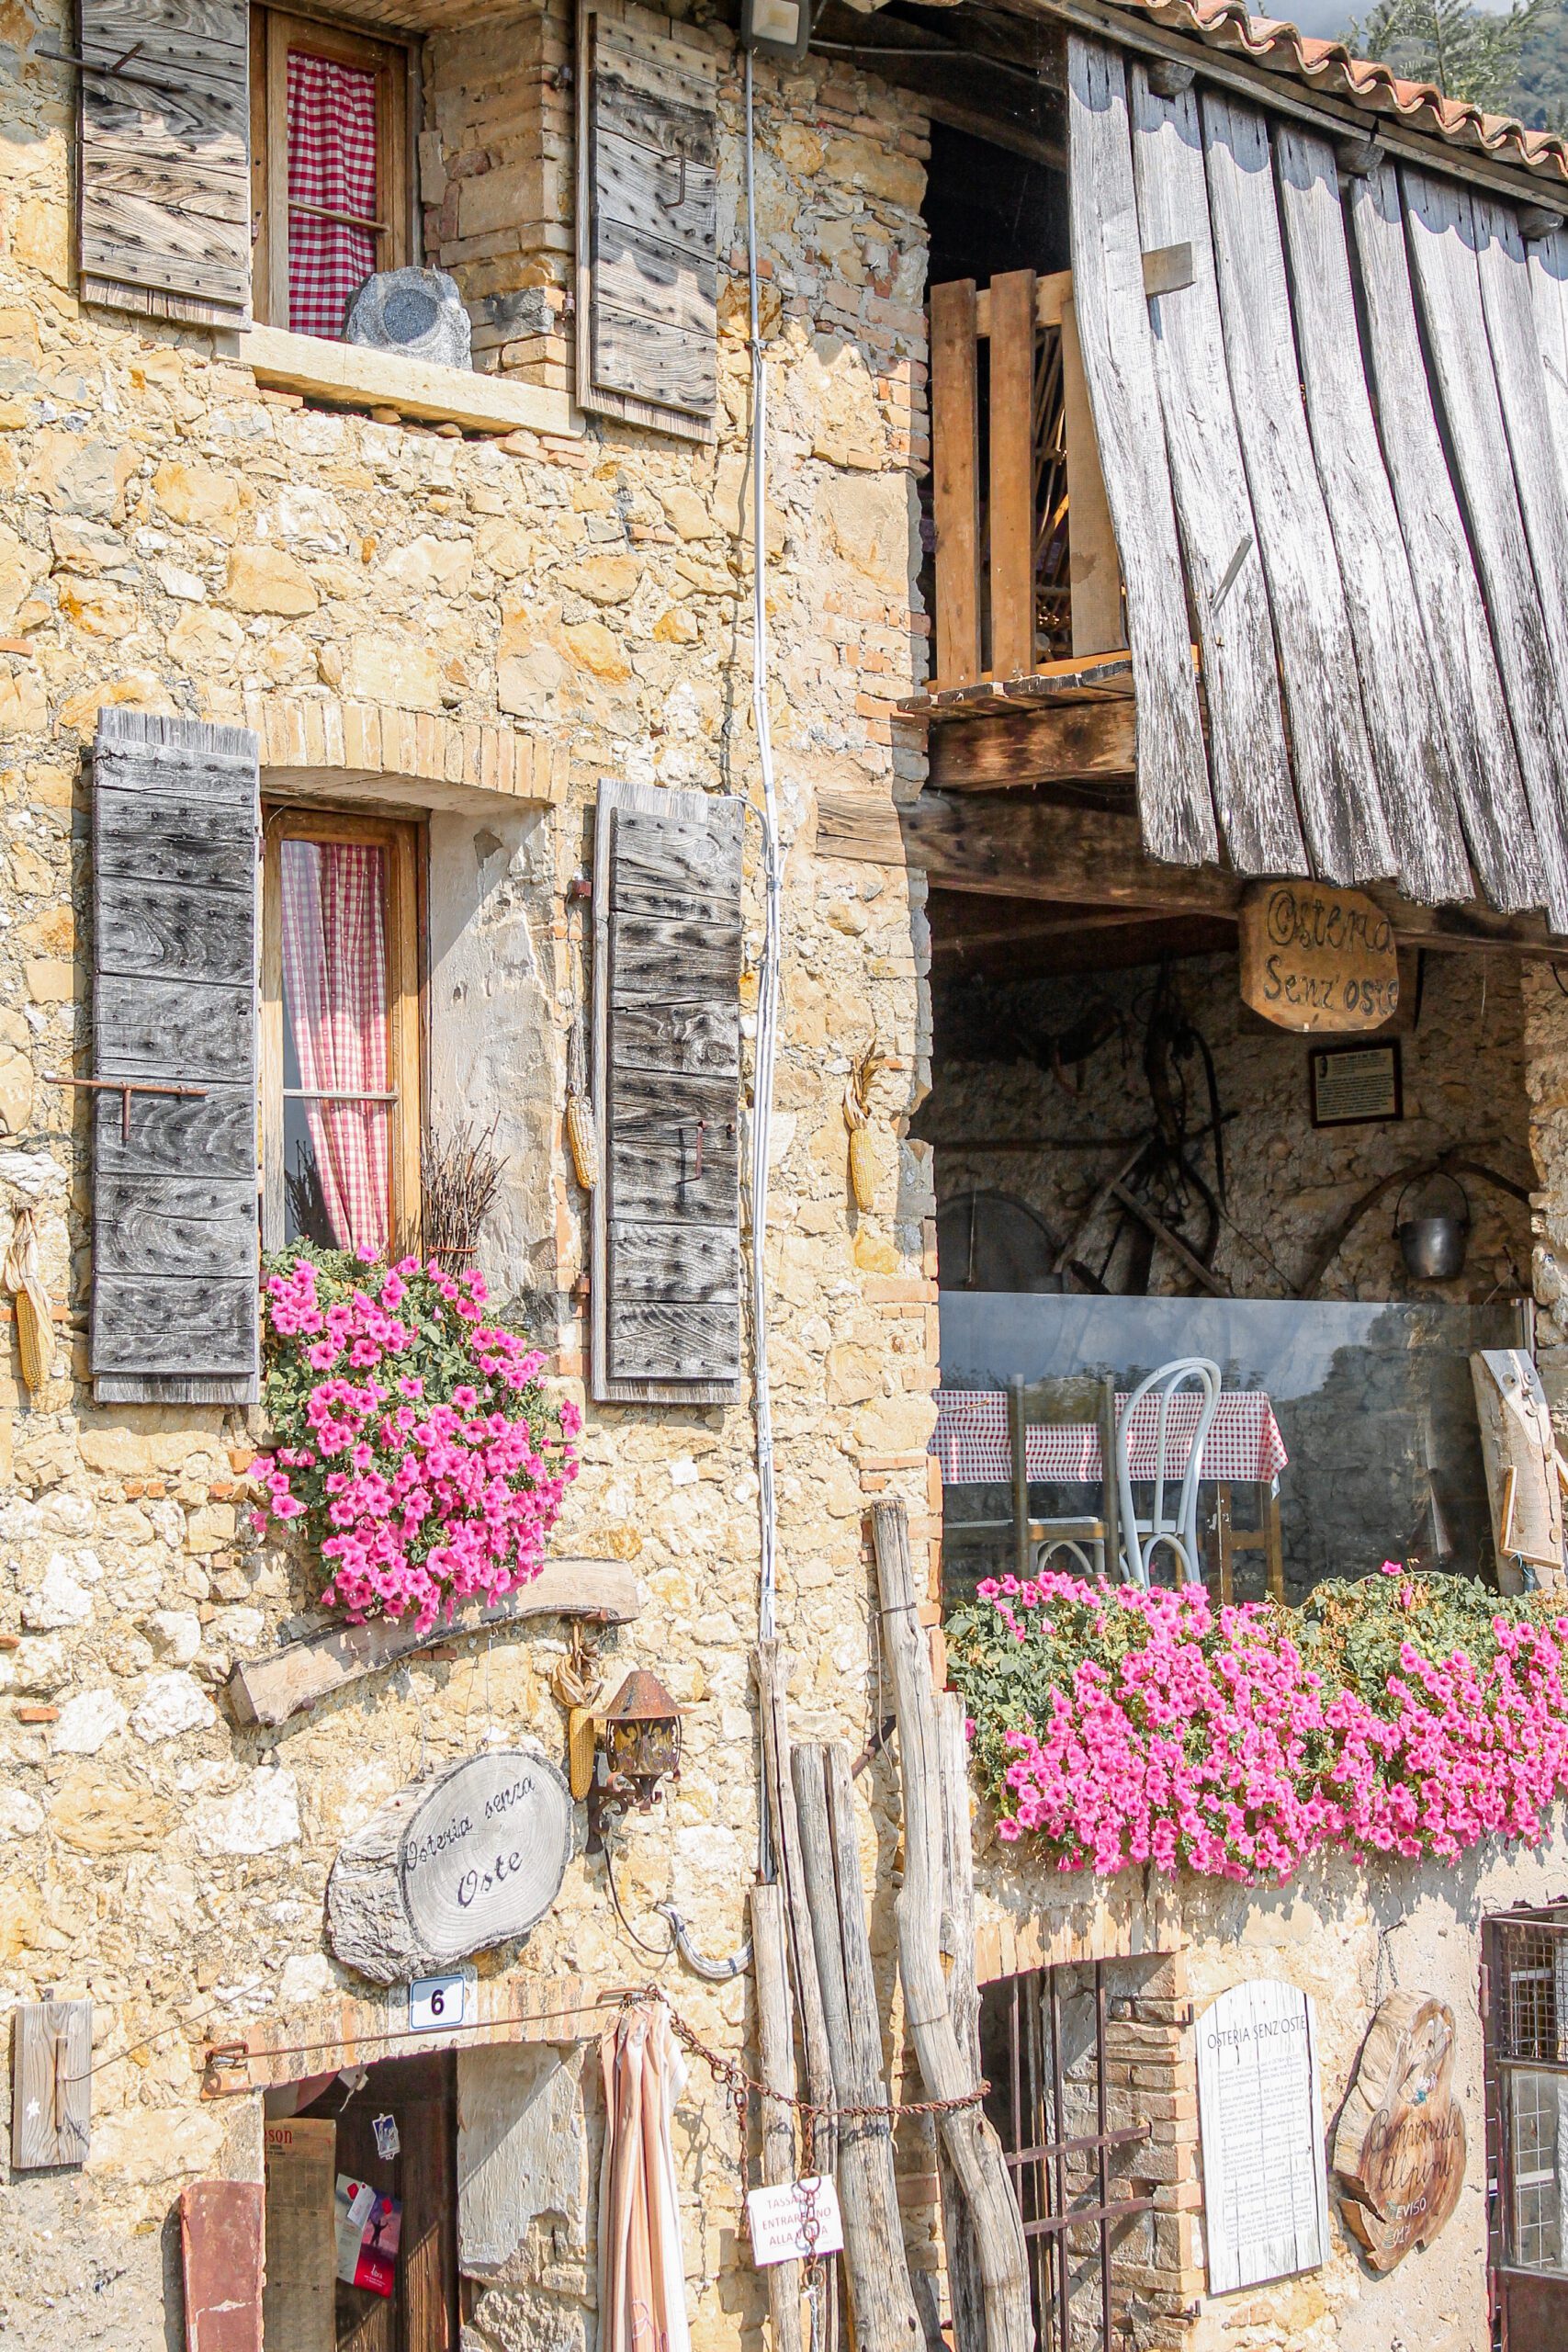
[1309,1043,1403,1128]
[1196,1978,1329,2296]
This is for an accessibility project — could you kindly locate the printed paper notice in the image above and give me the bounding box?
[747,2177,845,2266]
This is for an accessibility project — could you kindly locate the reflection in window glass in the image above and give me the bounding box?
[279,838,391,1259]
[1510,2067,1568,2274]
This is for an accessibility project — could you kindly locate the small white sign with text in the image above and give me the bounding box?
[746,2177,845,2267]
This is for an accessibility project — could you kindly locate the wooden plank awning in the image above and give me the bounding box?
[1044,30,1568,928]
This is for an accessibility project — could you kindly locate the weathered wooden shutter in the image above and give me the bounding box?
[576,4,717,440]
[78,0,251,327]
[92,709,260,1405]
[592,779,742,1404]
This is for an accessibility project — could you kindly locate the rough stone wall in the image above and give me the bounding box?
[0,12,941,2345]
[974,1821,1568,2352]
[928,950,1533,1304]
[1524,960,1568,1427]
[423,1,575,390]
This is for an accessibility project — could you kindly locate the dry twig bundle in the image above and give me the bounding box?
[416,1122,504,1269]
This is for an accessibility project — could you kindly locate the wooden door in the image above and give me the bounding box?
[298,2051,457,2352]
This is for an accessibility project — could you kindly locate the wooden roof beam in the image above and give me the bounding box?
[926,701,1135,789]
[817,786,1568,956]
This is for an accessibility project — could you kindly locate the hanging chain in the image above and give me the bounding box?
[615,1981,989,2136]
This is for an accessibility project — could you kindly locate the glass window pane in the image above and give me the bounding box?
[1510,2068,1568,2274]
[287,50,379,340]
[279,837,392,1260]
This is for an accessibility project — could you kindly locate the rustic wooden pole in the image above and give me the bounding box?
[872,1501,1032,2352]
[793,1741,923,2352]
[936,1690,987,2352]
[755,1644,840,2352]
[751,1882,804,2352]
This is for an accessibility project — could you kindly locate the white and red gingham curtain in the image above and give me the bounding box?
[280,840,390,1258]
[287,49,378,340]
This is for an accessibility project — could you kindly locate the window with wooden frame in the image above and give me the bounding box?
[261,809,423,1260]
[250,6,415,338]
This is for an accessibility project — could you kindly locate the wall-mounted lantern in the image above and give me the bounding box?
[585,1670,682,1850]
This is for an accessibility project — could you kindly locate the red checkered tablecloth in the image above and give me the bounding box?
[931,1389,1288,1487]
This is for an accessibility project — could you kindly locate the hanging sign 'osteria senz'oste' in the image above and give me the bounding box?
[1238,882,1398,1034]
[327,1749,572,1985]
[1332,1992,1466,2270]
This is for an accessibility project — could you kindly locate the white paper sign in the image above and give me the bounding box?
[409,1970,469,2032]
[746,2177,845,2266]
[1196,1978,1328,2296]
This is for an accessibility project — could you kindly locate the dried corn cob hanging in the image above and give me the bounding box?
[566,1017,599,1193]
[843,1036,890,1214]
[551,1631,604,1802]
[3,1205,55,1398]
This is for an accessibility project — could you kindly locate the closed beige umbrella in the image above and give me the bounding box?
[598,2001,692,2352]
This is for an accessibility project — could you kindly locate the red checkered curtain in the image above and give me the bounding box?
[280,841,390,1257]
[287,50,378,340]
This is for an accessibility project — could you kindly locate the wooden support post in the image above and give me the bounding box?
[932,278,983,690]
[1059,295,1126,657]
[987,269,1037,681]
[1265,1485,1284,1602]
[871,1503,1032,2352]
[792,1741,923,2352]
[936,1692,986,2352]
[1215,1482,1235,1605]
[755,1644,840,2352]
[1008,1374,1031,1583]
[750,1882,804,2352]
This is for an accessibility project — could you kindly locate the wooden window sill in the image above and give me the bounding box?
[230,324,581,438]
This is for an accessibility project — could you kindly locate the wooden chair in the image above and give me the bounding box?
[941,1374,1121,1584]
[1006,1372,1121,1582]
[1114,1358,1221,1588]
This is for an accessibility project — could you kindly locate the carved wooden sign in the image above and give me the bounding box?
[1332,1992,1466,2270]
[1238,882,1398,1034]
[327,1749,572,1985]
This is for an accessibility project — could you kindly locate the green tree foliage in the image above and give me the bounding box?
[1346,0,1550,113]
[1510,0,1568,129]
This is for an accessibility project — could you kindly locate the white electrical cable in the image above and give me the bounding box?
[744,48,784,1660]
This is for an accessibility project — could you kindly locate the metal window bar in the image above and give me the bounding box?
[990,1962,1156,2352]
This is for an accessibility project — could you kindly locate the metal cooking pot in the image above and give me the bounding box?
[1394,1171,1471,1282]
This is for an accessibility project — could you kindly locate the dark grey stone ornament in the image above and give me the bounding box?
[344,267,473,370]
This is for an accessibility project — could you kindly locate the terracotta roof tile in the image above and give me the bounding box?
[1100,0,1568,187]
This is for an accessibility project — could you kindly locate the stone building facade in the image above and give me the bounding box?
[0,7,940,2342]
[6,0,1568,2348]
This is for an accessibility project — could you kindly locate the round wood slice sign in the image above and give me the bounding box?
[1238,881,1398,1034]
[397,1750,571,1962]
[1331,1991,1466,2271]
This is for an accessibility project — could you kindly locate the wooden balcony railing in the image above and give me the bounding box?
[928,248,1190,701]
